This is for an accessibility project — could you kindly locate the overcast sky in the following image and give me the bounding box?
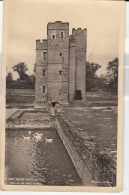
[4,0,123,80]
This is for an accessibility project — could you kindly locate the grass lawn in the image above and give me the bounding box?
[6,88,35,95]
[86,91,117,101]
[59,89,118,154]
[61,106,117,152]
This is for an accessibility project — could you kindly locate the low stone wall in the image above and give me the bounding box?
[55,114,116,187]
[6,110,53,129]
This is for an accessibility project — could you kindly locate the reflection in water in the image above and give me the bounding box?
[5,128,82,186]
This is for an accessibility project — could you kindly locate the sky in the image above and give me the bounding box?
[4,0,123,80]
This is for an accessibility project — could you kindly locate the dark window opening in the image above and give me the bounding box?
[61,32,64,39]
[43,52,47,60]
[75,90,82,100]
[51,102,60,107]
[60,53,62,56]
[59,70,62,75]
[43,69,46,77]
[52,34,55,39]
[42,86,46,93]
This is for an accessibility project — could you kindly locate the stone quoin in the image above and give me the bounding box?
[35,21,87,108]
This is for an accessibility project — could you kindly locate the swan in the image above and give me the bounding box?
[34,134,42,141]
[22,136,30,140]
[28,131,31,135]
[45,138,53,143]
[14,138,19,143]
[34,132,43,136]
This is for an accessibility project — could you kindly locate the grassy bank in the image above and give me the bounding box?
[56,114,116,187]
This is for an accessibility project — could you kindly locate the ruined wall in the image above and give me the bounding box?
[35,39,48,107]
[72,28,87,101]
[47,21,69,103]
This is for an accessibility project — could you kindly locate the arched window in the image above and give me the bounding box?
[61,32,64,39]
[59,70,62,75]
[60,31,65,39]
[50,31,56,39]
[42,86,46,93]
[43,52,47,60]
[42,69,46,77]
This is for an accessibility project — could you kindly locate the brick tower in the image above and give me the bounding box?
[35,21,87,108]
[47,21,69,104]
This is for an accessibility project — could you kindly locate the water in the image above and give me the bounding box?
[5,128,82,186]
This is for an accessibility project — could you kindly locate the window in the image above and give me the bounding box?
[42,69,46,77]
[59,70,62,75]
[43,52,47,60]
[61,32,64,39]
[60,53,62,56]
[50,31,56,39]
[42,86,46,93]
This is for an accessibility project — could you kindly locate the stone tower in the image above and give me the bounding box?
[72,28,87,101]
[35,21,87,108]
[47,21,69,104]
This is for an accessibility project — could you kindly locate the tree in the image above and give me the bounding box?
[97,74,108,91]
[6,72,13,88]
[12,62,28,80]
[106,57,118,92]
[86,62,102,91]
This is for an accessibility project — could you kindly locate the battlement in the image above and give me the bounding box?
[69,35,76,47]
[72,28,87,36]
[36,39,48,50]
[47,21,69,30]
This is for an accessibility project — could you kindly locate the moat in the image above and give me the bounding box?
[5,128,82,186]
[5,91,117,187]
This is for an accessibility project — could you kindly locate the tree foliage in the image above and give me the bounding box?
[6,62,35,89]
[6,72,13,88]
[86,62,102,91]
[12,62,28,80]
[106,57,118,92]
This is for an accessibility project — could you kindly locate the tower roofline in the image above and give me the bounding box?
[72,28,87,36]
[47,21,69,30]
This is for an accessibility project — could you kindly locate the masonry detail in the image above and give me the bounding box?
[35,21,87,108]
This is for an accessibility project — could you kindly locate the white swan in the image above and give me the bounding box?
[45,138,53,143]
[35,132,43,136]
[14,138,19,143]
[34,134,42,141]
[23,136,30,140]
[28,131,31,135]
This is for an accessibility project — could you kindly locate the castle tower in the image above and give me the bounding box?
[47,21,69,104]
[35,39,48,108]
[72,28,87,101]
[69,35,76,101]
[35,22,87,108]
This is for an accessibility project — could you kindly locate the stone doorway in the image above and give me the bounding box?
[75,90,82,100]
